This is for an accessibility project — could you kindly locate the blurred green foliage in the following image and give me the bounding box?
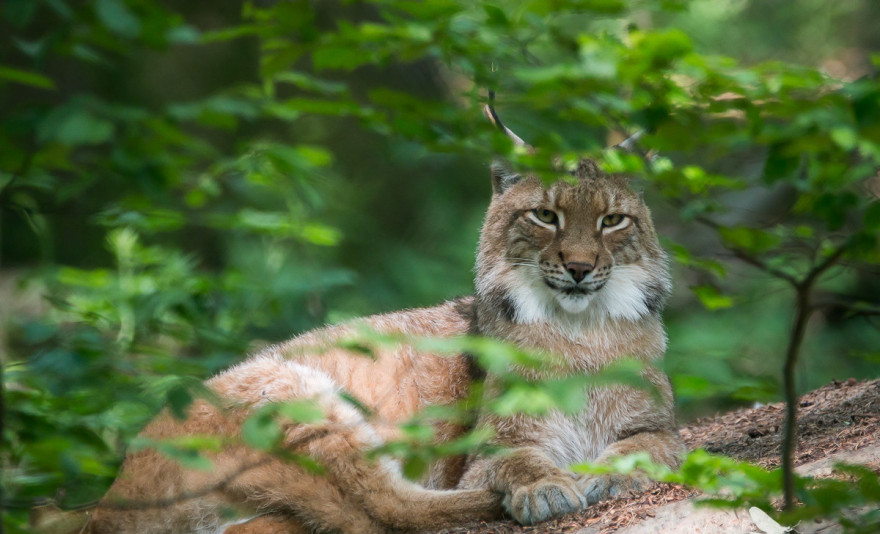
[1,0,879,531]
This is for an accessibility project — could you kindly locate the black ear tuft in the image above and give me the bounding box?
[573,158,602,180]
[490,161,521,195]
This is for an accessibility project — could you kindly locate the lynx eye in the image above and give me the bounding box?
[601,214,627,228]
[532,208,559,225]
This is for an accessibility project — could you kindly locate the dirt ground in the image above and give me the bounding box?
[439,378,880,534]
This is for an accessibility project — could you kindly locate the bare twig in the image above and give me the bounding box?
[779,241,850,511]
[693,215,800,286]
[691,212,854,510]
[802,244,848,288]
[729,249,799,288]
[780,284,812,510]
[811,295,880,317]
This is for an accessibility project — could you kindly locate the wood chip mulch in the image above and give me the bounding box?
[438,378,880,534]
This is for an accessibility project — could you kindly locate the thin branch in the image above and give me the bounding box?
[728,248,799,288]
[692,214,855,511]
[812,297,880,317]
[802,243,849,288]
[780,243,848,511]
[781,287,812,511]
[693,215,853,290]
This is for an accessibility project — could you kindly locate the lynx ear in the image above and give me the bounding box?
[573,158,602,180]
[490,160,521,195]
[484,92,529,195]
[614,130,657,164]
[483,104,527,147]
[614,130,644,152]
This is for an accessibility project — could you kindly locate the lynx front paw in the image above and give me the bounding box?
[503,475,587,526]
[576,473,651,505]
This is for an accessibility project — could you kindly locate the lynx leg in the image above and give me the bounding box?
[221,377,500,533]
[459,447,586,526]
[595,428,684,467]
[577,429,684,505]
[356,472,502,530]
[223,514,308,534]
[225,454,385,534]
[258,424,501,532]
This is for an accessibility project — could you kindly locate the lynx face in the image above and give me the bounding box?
[476,159,670,325]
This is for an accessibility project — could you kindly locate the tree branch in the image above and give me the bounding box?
[692,215,855,511]
[812,296,880,318]
[781,286,812,511]
[728,248,799,288]
[802,243,849,288]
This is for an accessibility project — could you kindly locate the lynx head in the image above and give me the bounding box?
[475,158,671,326]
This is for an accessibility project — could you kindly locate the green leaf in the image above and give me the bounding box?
[719,226,782,254]
[797,192,859,230]
[166,25,201,44]
[300,223,341,246]
[161,447,213,471]
[673,374,720,398]
[631,28,693,63]
[294,145,333,167]
[4,0,40,27]
[166,385,193,420]
[482,4,509,27]
[235,210,294,236]
[38,107,115,146]
[273,72,347,95]
[129,437,216,471]
[665,240,726,278]
[437,427,495,456]
[313,44,371,71]
[95,0,141,38]
[730,382,777,402]
[864,202,880,231]
[691,285,735,311]
[830,127,858,150]
[338,391,374,417]
[277,400,324,424]
[489,383,558,416]
[0,65,55,89]
[402,455,428,480]
[200,24,262,43]
[763,143,801,183]
[241,406,281,450]
[401,421,434,441]
[71,44,110,65]
[166,435,225,453]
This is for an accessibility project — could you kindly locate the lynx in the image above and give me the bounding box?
[85,112,684,533]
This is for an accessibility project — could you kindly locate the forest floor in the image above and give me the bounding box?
[442,378,880,534]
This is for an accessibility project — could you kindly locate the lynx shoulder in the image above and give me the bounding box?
[87,143,683,533]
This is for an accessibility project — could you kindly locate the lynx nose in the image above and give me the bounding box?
[565,262,594,283]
